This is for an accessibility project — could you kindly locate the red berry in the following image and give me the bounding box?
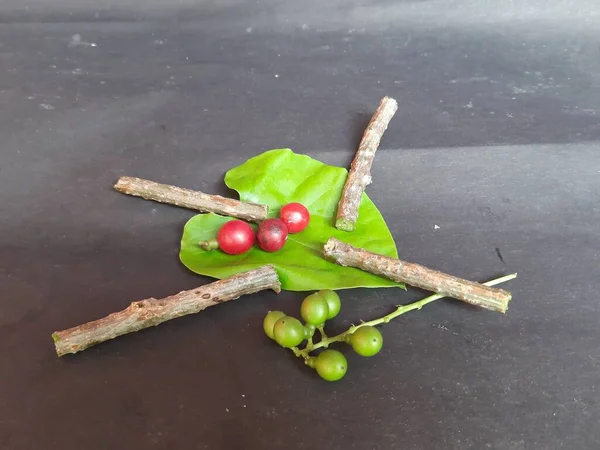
[257,218,288,252]
[280,203,310,233]
[217,220,255,255]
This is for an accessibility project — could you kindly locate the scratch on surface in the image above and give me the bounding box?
[69,34,97,48]
[450,76,490,84]
[431,323,473,343]
[495,247,506,264]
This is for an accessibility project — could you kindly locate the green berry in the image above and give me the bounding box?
[314,349,347,381]
[273,316,305,348]
[304,323,316,339]
[349,326,383,357]
[263,310,286,340]
[300,293,329,326]
[318,289,341,319]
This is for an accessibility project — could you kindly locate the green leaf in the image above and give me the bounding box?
[179,149,404,291]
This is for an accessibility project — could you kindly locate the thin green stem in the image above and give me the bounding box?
[307,336,314,348]
[317,325,327,340]
[303,325,316,351]
[291,273,517,358]
[198,238,219,251]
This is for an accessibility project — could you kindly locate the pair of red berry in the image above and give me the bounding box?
[212,203,310,255]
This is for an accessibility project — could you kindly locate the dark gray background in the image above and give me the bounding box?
[1,1,599,449]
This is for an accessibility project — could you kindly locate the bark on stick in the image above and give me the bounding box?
[114,176,268,222]
[335,96,398,231]
[323,238,512,313]
[52,266,281,356]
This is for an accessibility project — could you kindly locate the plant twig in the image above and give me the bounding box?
[335,96,398,231]
[114,176,268,222]
[52,266,281,356]
[292,273,517,359]
[323,238,512,313]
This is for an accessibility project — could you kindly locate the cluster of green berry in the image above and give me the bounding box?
[261,273,517,382]
[263,290,383,382]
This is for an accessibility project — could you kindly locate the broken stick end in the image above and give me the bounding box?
[468,288,512,314]
[381,96,399,111]
[113,176,133,193]
[335,218,355,232]
[323,237,343,255]
[52,332,70,357]
[497,293,512,314]
[52,331,81,357]
[264,265,282,294]
[271,284,282,294]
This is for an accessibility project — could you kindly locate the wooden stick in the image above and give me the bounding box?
[114,176,268,222]
[52,266,281,356]
[335,96,398,231]
[323,238,512,313]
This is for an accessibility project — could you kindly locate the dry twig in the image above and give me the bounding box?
[114,176,268,222]
[52,266,281,356]
[323,238,512,313]
[335,96,398,231]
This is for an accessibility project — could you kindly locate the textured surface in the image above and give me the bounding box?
[1,1,600,449]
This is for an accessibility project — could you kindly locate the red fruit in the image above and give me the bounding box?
[216,220,255,255]
[257,218,288,252]
[280,202,310,233]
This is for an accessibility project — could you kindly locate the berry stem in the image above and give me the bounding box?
[291,273,516,359]
[305,326,315,349]
[317,325,327,340]
[198,238,219,251]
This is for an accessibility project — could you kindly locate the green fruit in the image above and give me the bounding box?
[273,316,305,348]
[318,289,341,319]
[349,326,383,357]
[300,293,329,326]
[263,310,286,340]
[304,323,316,339]
[314,349,347,381]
